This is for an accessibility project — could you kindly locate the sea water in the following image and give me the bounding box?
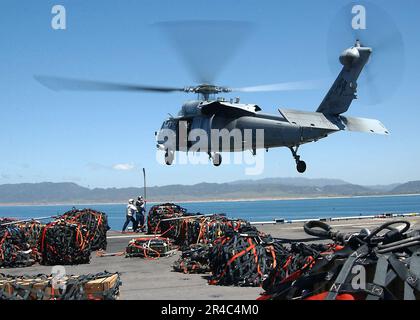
[0,195,419,230]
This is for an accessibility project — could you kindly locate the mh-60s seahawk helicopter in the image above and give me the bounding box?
[36,40,387,173]
[36,9,403,173]
[154,39,388,173]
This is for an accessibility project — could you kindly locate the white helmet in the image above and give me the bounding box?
[128,199,134,204]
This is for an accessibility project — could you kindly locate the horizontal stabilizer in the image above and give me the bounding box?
[279,109,340,131]
[339,116,390,135]
[279,109,389,135]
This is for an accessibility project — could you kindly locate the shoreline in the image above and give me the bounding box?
[0,193,419,208]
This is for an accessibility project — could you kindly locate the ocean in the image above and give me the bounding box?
[1,195,420,231]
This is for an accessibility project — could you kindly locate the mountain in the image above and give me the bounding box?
[0,178,415,205]
[228,177,349,187]
[0,182,90,203]
[365,183,402,192]
[391,181,420,194]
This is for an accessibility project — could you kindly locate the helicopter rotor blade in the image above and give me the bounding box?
[34,75,186,93]
[327,1,405,105]
[154,20,255,84]
[231,80,325,93]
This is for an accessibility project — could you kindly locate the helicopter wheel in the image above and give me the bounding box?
[212,153,222,167]
[296,161,307,174]
[165,150,174,166]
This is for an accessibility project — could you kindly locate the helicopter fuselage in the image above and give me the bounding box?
[156,100,334,154]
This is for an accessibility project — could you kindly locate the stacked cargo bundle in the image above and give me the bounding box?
[16,221,44,249]
[172,217,325,285]
[0,272,121,300]
[0,219,36,268]
[176,215,256,247]
[15,221,44,262]
[261,242,331,295]
[172,215,263,275]
[60,208,110,251]
[173,244,211,274]
[126,237,175,259]
[147,203,188,237]
[207,231,277,287]
[1,208,110,268]
[39,219,92,265]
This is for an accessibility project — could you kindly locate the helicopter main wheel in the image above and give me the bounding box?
[165,150,174,166]
[209,152,222,167]
[296,161,307,174]
[212,153,222,167]
[289,146,307,174]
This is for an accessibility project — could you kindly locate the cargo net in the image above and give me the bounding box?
[1,209,110,268]
[147,203,191,237]
[15,221,44,257]
[208,232,273,287]
[60,208,110,251]
[261,243,335,295]
[173,244,211,274]
[167,214,332,288]
[0,271,121,300]
[171,216,260,276]
[176,216,255,247]
[0,223,35,268]
[126,237,175,259]
[39,219,92,265]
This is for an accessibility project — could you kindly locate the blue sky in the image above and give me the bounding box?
[0,0,419,188]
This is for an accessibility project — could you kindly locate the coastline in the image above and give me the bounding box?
[0,193,419,207]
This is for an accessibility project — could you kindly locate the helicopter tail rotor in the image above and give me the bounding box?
[327,1,405,106]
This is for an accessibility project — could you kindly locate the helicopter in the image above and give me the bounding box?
[154,40,389,173]
[35,6,404,173]
[35,40,388,173]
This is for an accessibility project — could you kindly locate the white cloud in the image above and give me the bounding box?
[112,163,136,171]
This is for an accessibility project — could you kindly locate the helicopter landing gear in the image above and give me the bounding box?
[165,149,174,166]
[209,152,222,167]
[289,146,307,173]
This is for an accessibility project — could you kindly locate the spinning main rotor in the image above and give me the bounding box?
[35,20,320,102]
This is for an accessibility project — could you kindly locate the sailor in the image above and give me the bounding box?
[122,199,137,232]
[135,196,146,232]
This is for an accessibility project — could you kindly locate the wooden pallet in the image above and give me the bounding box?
[0,273,119,300]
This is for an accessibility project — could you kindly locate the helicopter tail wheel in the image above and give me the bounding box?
[297,161,307,174]
[165,150,174,166]
[289,146,307,174]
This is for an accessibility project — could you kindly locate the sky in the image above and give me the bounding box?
[0,0,419,188]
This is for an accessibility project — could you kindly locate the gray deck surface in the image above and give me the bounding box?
[2,216,419,300]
